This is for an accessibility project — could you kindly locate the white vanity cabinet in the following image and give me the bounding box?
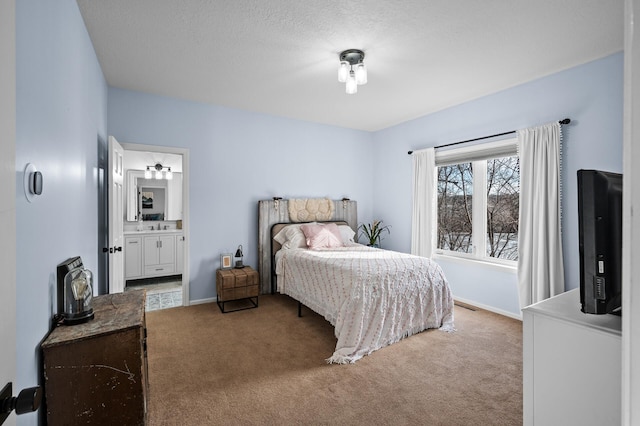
[124,231,183,280]
[124,236,143,279]
[176,235,185,273]
[143,234,176,276]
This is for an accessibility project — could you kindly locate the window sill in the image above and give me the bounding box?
[432,252,518,274]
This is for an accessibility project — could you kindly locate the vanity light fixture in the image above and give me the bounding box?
[145,163,173,180]
[338,49,367,94]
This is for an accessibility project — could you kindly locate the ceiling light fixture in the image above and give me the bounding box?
[145,163,173,180]
[338,49,367,94]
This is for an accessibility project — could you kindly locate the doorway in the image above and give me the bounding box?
[113,141,190,310]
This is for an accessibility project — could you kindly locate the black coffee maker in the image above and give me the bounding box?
[56,256,94,325]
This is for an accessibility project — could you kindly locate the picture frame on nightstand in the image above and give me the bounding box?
[220,253,232,269]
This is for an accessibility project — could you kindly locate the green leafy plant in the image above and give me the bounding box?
[358,220,391,246]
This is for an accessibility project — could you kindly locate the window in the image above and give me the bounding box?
[437,162,473,254]
[435,138,519,264]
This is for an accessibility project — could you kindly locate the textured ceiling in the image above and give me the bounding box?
[76,0,623,131]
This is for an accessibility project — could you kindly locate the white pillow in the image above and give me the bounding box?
[338,225,356,243]
[273,224,308,250]
[273,225,295,245]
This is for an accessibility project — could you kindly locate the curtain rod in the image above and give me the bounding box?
[407,118,571,155]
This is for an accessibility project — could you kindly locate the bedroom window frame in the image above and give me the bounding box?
[433,137,519,268]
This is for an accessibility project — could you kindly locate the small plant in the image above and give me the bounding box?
[358,220,391,246]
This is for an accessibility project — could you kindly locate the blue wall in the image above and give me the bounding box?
[372,52,623,316]
[15,1,107,423]
[107,89,374,301]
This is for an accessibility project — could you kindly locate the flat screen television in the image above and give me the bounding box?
[577,169,622,315]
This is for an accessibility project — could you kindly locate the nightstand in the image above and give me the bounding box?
[216,266,259,313]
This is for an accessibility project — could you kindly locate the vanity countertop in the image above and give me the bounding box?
[124,229,183,235]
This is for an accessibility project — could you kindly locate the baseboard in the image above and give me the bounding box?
[189,296,217,306]
[453,296,522,321]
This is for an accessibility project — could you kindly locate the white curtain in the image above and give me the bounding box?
[411,148,436,258]
[517,122,565,308]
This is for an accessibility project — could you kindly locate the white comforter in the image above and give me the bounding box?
[275,244,454,363]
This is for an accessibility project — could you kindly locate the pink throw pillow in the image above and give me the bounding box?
[300,223,344,249]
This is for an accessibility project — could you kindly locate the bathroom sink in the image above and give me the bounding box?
[124,229,181,234]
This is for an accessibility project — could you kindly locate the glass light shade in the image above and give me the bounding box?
[144,167,152,179]
[155,169,162,179]
[338,61,349,83]
[165,168,173,180]
[62,268,93,324]
[355,63,367,85]
[346,70,357,94]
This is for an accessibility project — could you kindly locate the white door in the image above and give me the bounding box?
[158,235,176,265]
[1,0,17,422]
[143,236,159,266]
[124,237,142,279]
[624,0,640,419]
[108,136,125,294]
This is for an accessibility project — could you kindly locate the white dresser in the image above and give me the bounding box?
[522,288,621,426]
[124,230,184,280]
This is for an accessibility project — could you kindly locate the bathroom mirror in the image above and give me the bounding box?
[126,170,182,221]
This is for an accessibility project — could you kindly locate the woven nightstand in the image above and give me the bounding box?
[216,266,259,313]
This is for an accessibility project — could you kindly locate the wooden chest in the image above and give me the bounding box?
[41,290,148,425]
[216,267,259,312]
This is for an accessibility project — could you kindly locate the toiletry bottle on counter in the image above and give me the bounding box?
[136,216,143,231]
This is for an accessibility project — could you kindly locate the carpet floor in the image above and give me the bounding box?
[145,294,522,425]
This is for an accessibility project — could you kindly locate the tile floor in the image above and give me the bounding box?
[145,289,182,311]
[126,276,183,312]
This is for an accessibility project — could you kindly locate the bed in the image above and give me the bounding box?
[270,219,455,364]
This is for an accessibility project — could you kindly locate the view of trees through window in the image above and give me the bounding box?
[437,155,519,261]
[437,162,474,254]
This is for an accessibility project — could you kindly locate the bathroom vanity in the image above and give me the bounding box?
[124,230,184,280]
